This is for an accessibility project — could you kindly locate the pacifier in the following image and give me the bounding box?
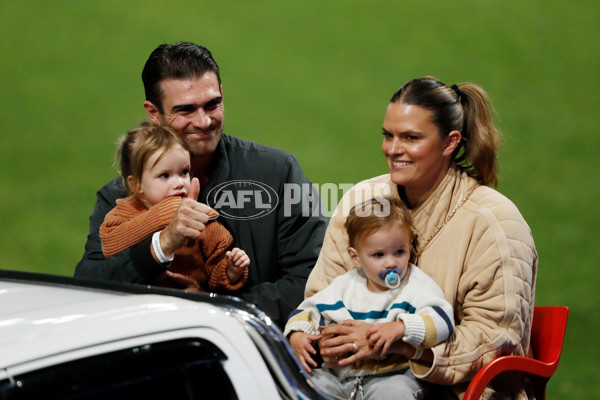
[378,268,403,289]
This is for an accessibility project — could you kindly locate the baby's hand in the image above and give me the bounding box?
[366,321,405,356]
[226,248,250,283]
[289,331,321,373]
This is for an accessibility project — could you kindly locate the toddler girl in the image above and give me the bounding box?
[100,122,249,291]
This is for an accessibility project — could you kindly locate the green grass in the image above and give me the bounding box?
[1,1,598,397]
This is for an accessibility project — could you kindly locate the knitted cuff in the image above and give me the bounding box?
[398,314,426,347]
[208,259,247,291]
[283,321,319,338]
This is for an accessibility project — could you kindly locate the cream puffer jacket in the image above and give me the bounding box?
[305,168,538,399]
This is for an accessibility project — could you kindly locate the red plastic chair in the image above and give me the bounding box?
[464,306,569,400]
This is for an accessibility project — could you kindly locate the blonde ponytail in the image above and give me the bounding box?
[454,83,500,186]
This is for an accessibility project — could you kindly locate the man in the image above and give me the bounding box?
[75,42,327,328]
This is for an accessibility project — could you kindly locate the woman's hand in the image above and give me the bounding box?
[289,331,321,373]
[385,340,434,363]
[319,320,376,367]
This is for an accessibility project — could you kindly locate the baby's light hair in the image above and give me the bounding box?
[345,196,418,262]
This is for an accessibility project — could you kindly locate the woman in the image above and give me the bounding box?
[305,77,537,399]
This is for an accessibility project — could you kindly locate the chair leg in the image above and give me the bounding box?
[533,377,550,400]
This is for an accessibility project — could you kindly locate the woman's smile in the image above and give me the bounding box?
[390,160,413,169]
[382,102,456,208]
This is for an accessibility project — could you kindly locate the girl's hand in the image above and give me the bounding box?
[227,248,250,270]
[226,248,250,282]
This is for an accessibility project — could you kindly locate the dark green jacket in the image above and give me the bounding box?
[75,134,327,328]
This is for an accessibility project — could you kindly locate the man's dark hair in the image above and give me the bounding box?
[142,41,221,113]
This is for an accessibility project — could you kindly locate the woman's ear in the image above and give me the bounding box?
[347,247,361,267]
[442,130,462,157]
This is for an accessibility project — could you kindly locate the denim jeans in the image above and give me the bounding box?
[310,366,427,400]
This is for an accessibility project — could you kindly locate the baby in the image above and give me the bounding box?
[285,196,454,399]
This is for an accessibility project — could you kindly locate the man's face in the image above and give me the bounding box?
[145,72,224,159]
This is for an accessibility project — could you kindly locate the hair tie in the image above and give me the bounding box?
[451,84,463,101]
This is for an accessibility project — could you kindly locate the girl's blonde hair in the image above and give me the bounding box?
[116,121,190,195]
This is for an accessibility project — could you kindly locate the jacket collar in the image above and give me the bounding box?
[406,168,477,240]
[199,135,230,203]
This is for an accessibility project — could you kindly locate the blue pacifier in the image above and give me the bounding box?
[379,268,403,289]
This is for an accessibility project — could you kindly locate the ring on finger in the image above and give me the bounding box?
[352,343,359,352]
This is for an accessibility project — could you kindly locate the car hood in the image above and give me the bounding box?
[0,279,240,369]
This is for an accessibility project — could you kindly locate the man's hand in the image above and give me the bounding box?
[165,270,206,293]
[160,178,211,256]
[289,331,321,373]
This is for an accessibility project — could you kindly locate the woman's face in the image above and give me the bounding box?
[381,102,458,206]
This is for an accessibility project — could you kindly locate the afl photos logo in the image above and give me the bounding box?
[206,180,279,220]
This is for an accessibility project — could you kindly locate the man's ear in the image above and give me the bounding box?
[442,130,462,157]
[144,101,161,124]
[347,247,361,267]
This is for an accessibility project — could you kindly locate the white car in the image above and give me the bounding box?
[0,270,334,400]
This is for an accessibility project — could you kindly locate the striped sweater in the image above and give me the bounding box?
[100,196,247,291]
[285,266,454,378]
